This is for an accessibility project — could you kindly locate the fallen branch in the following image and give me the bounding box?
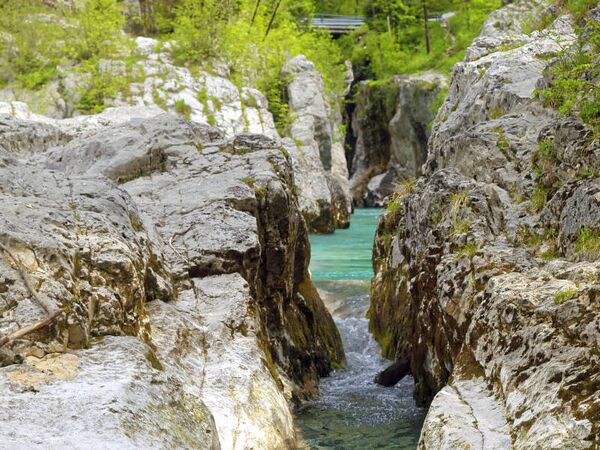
[0,310,61,348]
[168,224,194,260]
[0,242,54,314]
[0,241,61,348]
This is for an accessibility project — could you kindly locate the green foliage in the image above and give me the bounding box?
[314,0,370,15]
[529,139,562,213]
[450,189,469,212]
[174,99,191,120]
[451,217,471,236]
[458,242,478,258]
[533,139,557,167]
[170,0,236,62]
[575,228,600,258]
[170,0,346,101]
[577,168,597,179]
[74,0,125,61]
[519,226,560,259]
[241,177,256,189]
[529,184,550,213]
[554,289,579,304]
[344,0,501,79]
[488,105,506,119]
[533,3,599,135]
[448,190,471,236]
[492,127,510,158]
[429,86,448,124]
[384,178,416,227]
[265,76,293,135]
[0,0,134,113]
[76,70,125,114]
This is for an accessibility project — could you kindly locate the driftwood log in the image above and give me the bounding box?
[374,359,411,387]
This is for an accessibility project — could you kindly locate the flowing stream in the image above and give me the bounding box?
[295,208,426,449]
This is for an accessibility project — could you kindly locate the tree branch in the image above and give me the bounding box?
[0,241,62,348]
[0,310,61,348]
[0,242,55,315]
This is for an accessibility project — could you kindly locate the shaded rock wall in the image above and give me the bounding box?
[369,2,599,448]
[0,111,344,448]
[350,73,447,206]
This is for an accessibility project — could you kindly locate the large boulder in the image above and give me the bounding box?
[0,41,355,233]
[0,111,344,448]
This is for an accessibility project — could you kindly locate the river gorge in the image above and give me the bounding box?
[296,209,426,449]
[0,0,598,448]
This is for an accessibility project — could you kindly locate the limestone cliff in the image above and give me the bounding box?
[369,1,599,448]
[0,109,344,448]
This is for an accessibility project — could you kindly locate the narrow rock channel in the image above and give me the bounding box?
[296,209,426,449]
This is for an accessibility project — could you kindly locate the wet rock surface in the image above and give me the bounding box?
[0,110,344,448]
[369,2,599,448]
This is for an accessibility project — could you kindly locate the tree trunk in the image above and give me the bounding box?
[423,0,431,54]
[138,0,155,35]
[264,0,283,39]
[251,0,261,26]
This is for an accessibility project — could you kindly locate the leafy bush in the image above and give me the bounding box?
[533,0,599,135]
[166,0,346,134]
[0,0,133,113]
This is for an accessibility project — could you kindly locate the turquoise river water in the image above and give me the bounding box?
[296,208,426,449]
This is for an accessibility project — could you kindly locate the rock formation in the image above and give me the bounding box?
[0,109,344,448]
[369,2,599,448]
[0,36,353,233]
[0,37,278,140]
[283,55,353,232]
[350,73,448,206]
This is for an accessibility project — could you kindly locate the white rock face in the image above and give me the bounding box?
[0,111,344,448]
[124,37,278,139]
[283,55,352,232]
[0,337,220,450]
[369,2,599,448]
[149,274,296,450]
[425,6,577,194]
[419,379,512,449]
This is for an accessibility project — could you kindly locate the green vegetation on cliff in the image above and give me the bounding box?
[534,0,599,135]
[0,0,137,112]
[0,0,346,116]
